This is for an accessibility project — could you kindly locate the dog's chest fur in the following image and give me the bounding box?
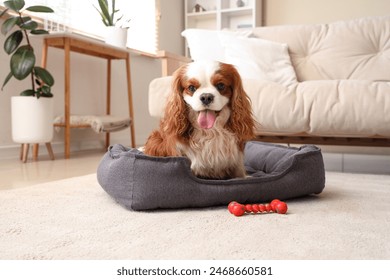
[177,127,246,179]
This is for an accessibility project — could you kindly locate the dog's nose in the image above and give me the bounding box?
[200,93,214,106]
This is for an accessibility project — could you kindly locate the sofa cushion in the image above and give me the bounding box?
[181,29,251,62]
[219,35,298,86]
[245,79,390,137]
[181,29,297,86]
[148,76,172,118]
[251,16,390,82]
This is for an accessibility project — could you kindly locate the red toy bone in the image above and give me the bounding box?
[228,199,288,217]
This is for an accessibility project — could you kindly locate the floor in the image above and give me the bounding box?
[0,148,389,190]
[0,150,105,190]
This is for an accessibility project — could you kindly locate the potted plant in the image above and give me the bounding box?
[94,0,129,48]
[1,0,55,156]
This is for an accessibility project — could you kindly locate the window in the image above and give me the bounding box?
[1,0,159,54]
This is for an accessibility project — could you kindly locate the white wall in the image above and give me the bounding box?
[0,0,184,159]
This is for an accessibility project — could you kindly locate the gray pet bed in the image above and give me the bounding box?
[97,141,325,211]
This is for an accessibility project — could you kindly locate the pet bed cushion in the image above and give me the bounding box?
[97,141,325,211]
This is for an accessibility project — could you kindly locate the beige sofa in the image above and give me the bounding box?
[149,16,390,147]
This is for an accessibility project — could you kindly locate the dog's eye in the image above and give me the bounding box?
[188,85,197,93]
[216,83,225,91]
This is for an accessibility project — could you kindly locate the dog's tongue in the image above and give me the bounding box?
[197,110,216,129]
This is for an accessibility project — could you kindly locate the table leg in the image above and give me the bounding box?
[41,39,48,67]
[64,38,71,158]
[126,54,136,148]
[106,59,111,150]
[45,143,55,160]
[32,144,39,161]
[22,144,29,163]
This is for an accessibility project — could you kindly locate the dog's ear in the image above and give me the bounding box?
[161,65,191,139]
[225,64,256,149]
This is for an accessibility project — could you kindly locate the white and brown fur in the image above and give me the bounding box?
[144,61,256,179]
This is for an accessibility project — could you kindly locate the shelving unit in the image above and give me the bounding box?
[185,0,263,30]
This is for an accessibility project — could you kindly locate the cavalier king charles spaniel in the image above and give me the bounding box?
[144,60,256,179]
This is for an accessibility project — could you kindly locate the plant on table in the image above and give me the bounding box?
[0,0,55,98]
[94,0,130,28]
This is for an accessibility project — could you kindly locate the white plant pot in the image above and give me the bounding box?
[105,26,128,48]
[11,96,54,144]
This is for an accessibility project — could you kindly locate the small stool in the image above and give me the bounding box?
[20,143,55,163]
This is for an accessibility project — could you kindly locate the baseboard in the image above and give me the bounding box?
[0,133,148,160]
[0,140,105,160]
[0,144,23,160]
[322,152,390,175]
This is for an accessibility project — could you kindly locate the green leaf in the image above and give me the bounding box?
[115,14,123,24]
[40,85,50,94]
[40,92,53,98]
[4,30,23,54]
[26,6,54,13]
[0,8,9,19]
[4,0,25,12]
[30,29,49,35]
[1,71,13,90]
[111,0,116,24]
[20,89,35,96]
[1,16,18,35]
[97,0,113,26]
[20,19,38,30]
[19,16,32,22]
[38,85,54,98]
[100,18,109,26]
[10,45,35,80]
[39,85,53,98]
[34,66,54,86]
[93,6,108,26]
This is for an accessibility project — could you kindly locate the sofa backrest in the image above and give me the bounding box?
[251,16,390,82]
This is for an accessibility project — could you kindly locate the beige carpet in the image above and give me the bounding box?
[1,172,389,260]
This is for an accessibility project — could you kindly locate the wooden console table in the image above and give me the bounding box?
[41,33,136,158]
